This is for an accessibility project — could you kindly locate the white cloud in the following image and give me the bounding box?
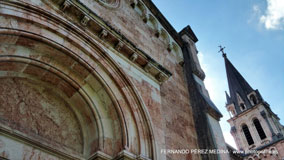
[260,0,284,30]
[253,4,261,14]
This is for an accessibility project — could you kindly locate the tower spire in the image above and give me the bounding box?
[222,50,255,114]
[225,91,231,105]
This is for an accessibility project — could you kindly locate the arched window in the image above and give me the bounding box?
[250,95,257,105]
[253,119,267,140]
[242,124,254,145]
[240,103,246,111]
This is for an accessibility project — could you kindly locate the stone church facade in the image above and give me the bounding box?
[0,0,230,159]
[223,53,284,160]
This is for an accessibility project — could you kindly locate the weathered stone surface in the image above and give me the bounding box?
[0,77,83,153]
[0,0,224,159]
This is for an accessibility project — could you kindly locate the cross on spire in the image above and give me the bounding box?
[218,45,226,57]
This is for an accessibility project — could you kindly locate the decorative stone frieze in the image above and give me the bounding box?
[99,29,108,39]
[115,41,124,51]
[167,43,172,52]
[144,63,153,73]
[155,72,167,82]
[130,0,138,8]
[61,0,71,11]
[154,29,160,38]
[81,15,90,26]
[49,0,172,84]
[142,14,149,23]
[96,0,120,9]
[129,53,138,62]
[129,0,184,64]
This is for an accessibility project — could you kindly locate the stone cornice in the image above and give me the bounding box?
[47,0,172,84]
[227,103,263,122]
[179,25,198,43]
[88,151,112,160]
[141,0,183,46]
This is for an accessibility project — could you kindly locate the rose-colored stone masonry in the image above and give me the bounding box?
[127,53,199,159]
[0,0,200,159]
[78,0,178,67]
[0,77,83,153]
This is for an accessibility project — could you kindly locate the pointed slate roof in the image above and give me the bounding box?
[225,91,232,105]
[224,54,254,113]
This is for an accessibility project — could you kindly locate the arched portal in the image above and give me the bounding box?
[0,3,155,159]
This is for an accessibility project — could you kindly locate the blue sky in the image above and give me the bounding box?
[152,0,284,148]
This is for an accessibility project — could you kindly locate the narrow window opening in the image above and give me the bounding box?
[250,95,257,105]
[253,119,267,140]
[242,125,254,145]
[240,103,246,111]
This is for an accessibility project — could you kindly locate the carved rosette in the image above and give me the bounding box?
[97,0,120,9]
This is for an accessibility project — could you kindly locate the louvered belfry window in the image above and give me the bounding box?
[242,125,254,145]
[253,119,267,140]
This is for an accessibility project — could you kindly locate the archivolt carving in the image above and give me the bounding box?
[0,1,156,159]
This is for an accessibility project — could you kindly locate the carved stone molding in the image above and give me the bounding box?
[142,14,149,23]
[96,0,120,9]
[155,72,167,82]
[99,29,108,39]
[154,30,160,38]
[61,0,71,11]
[144,63,153,73]
[129,0,138,8]
[53,0,172,84]
[129,53,138,62]
[88,151,112,160]
[114,150,136,160]
[167,43,172,52]
[115,41,124,51]
[81,15,90,26]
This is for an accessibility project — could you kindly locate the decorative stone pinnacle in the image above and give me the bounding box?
[129,53,138,62]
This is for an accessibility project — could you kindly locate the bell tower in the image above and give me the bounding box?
[222,49,284,159]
